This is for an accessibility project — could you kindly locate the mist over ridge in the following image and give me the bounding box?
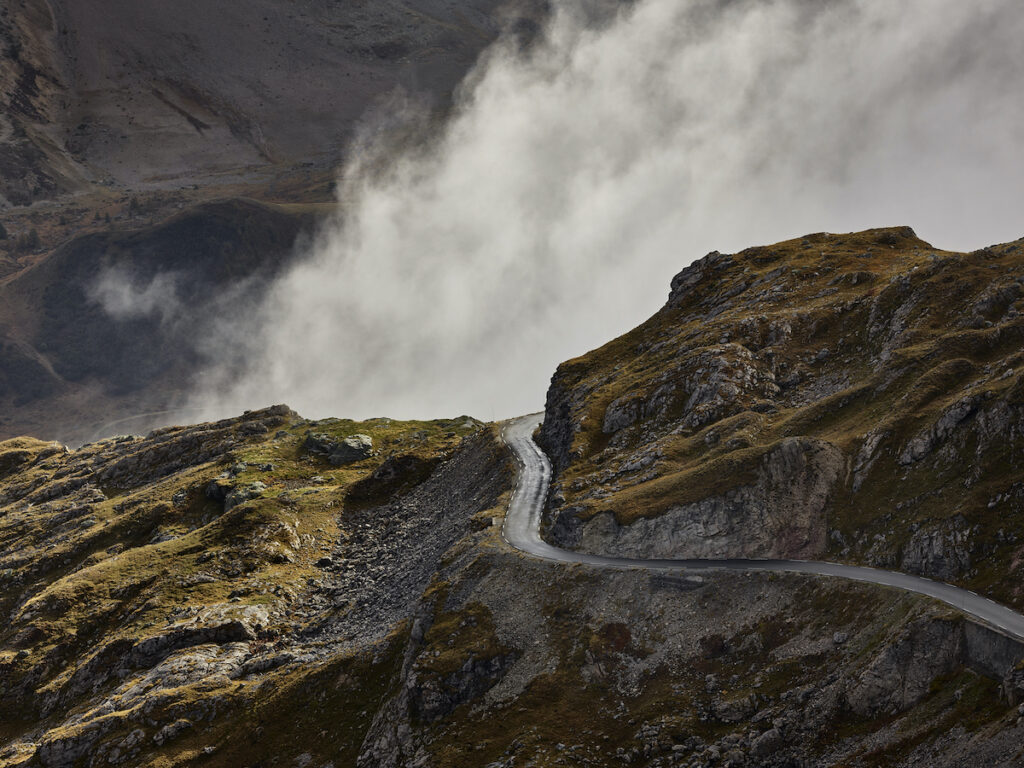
[186,0,1024,423]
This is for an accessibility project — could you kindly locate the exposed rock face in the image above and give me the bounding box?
[846,618,964,716]
[410,652,518,723]
[899,395,981,465]
[900,516,974,581]
[552,437,842,559]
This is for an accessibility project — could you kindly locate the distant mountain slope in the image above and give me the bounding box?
[539,227,1024,608]
[0,0,527,203]
[0,0,543,441]
[0,198,316,443]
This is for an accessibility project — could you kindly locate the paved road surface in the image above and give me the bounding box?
[500,414,1024,641]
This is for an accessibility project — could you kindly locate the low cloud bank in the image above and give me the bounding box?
[188,0,1024,422]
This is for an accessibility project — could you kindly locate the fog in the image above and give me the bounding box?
[89,268,182,325]
[189,0,1024,423]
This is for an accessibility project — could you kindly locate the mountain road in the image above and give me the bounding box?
[500,414,1024,641]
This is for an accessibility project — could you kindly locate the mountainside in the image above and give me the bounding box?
[0,0,543,441]
[539,227,1024,607]
[4,228,1024,766]
[0,406,504,767]
[0,0,526,205]
[0,198,319,444]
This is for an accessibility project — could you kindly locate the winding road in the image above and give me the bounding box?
[500,414,1024,641]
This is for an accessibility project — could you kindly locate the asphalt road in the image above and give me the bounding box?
[500,414,1024,641]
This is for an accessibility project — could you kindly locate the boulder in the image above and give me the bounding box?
[304,431,336,454]
[224,481,267,511]
[328,434,374,466]
[750,728,782,758]
[304,431,374,465]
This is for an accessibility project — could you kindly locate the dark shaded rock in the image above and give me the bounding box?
[328,434,373,466]
[846,618,963,716]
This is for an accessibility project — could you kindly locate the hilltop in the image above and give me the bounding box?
[539,227,1024,607]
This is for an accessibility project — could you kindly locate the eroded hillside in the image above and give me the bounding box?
[1,401,1024,767]
[0,405,506,766]
[539,227,1024,608]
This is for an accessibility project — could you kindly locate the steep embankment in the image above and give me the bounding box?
[538,227,1024,608]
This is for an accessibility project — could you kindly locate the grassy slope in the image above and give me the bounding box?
[0,406,482,765]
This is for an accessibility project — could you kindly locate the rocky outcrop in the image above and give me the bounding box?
[410,653,517,723]
[666,249,735,308]
[846,618,964,716]
[223,481,267,511]
[128,605,265,668]
[601,344,780,436]
[93,405,296,491]
[552,437,843,559]
[899,395,981,465]
[537,365,591,475]
[846,617,1024,717]
[900,516,974,581]
[306,431,374,466]
[535,229,1024,601]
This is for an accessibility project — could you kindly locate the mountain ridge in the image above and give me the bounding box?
[538,226,1024,610]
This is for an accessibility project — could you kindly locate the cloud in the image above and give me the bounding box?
[88,268,183,325]
[188,0,1024,423]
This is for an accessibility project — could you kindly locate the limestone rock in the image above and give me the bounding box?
[328,434,374,466]
[224,481,267,511]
